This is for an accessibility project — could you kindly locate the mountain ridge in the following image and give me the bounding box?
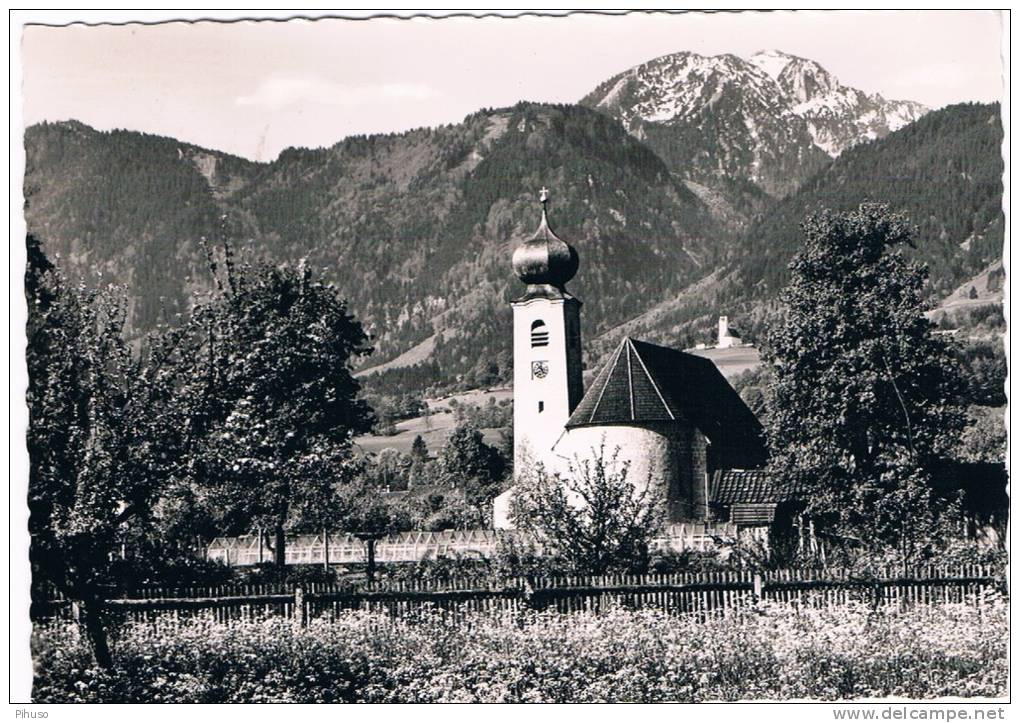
[24,102,725,391]
[581,49,928,197]
[23,54,1000,399]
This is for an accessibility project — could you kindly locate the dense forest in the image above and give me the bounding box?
[24,102,1003,399]
[732,103,1003,301]
[26,104,722,392]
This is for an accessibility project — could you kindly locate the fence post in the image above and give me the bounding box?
[293,586,306,629]
[753,573,763,601]
[70,600,82,637]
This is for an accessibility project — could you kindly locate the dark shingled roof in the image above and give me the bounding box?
[710,469,812,505]
[567,337,766,466]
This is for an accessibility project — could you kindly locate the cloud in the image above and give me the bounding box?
[236,75,440,111]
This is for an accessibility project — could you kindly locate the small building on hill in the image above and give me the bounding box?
[494,190,766,528]
[716,315,745,348]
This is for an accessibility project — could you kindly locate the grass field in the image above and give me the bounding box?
[32,599,1007,702]
[353,387,511,456]
[927,260,1004,317]
[686,345,761,378]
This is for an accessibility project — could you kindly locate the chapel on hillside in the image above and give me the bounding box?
[493,189,769,529]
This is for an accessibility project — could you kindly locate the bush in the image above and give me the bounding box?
[33,600,1006,702]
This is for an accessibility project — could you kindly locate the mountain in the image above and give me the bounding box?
[23,121,262,328]
[749,50,928,157]
[573,102,1003,368]
[580,50,927,198]
[22,89,1001,401]
[735,102,1003,296]
[580,51,828,198]
[24,103,722,391]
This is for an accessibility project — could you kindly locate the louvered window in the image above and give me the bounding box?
[531,319,549,347]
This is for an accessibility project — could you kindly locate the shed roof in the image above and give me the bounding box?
[710,469,812,505]
[566,337,766,464]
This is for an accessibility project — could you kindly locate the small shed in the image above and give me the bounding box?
[709,469,811,527]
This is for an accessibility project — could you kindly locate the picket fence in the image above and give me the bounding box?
[33,565,1003,625]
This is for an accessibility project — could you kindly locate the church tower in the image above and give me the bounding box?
[510,188,583,473]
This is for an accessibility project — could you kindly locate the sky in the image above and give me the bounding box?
[21,10,1004,161]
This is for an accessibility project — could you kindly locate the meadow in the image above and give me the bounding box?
[32,597,1007,703]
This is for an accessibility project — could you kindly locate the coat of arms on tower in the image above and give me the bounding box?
[531,361,549,379]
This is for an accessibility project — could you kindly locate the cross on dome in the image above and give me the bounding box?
[511,184,579,293]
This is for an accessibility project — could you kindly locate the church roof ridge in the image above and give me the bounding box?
[566,336,767,468]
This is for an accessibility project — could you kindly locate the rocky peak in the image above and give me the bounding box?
[583,49,931,192]
[776,56,841,104]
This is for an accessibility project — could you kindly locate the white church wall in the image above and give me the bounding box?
[552,423,708,522]
[492,486,515,529]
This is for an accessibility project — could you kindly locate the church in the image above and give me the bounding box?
[493,189,768,529]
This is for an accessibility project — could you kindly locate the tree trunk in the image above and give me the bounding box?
[273,523,286,569]
[80,596,113,670]
[366,538,376,584]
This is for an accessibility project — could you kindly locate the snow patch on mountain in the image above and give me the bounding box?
[596,74,633,110]
[581,48,929,195]
[748,49,792,81]
[763,50,928,157]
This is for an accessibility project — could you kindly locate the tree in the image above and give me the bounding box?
[367,448,412,491]
[26,236,190,667]
[957,341,1006,407]
[731,366,768,417]
[410,434,429,461]
[955,406,1006,464]
[397,487,479,531]
[332,476,404,535]
[434,424,507,524]
[761,205,966,560]
[509,444,664,574]
[186,251,375,567]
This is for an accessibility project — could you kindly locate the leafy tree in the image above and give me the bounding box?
[730,365,768,417]
[366,448,412,491]
[509,444,664,574]
[955,406,1006,464]
[956,341,1006,407]
[761,205,966,561]
[26,236,190,667]
[186,251,375,567]
[332,477,405,535]
[396,488,478,531]
[434,424,507,522]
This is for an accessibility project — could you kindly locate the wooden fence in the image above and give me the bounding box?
[33,565,1003,625]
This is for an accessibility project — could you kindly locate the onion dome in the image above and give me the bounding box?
[512,187,579,295]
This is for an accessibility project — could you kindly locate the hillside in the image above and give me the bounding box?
[24,121,262,328]
[24,103,724,392]
[22,95,1002,400]
[933,260,1005,315]
[579,102,1004,369]
[731,102,1004,305]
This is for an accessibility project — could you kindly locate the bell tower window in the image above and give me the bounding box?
[531,319,549,347]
